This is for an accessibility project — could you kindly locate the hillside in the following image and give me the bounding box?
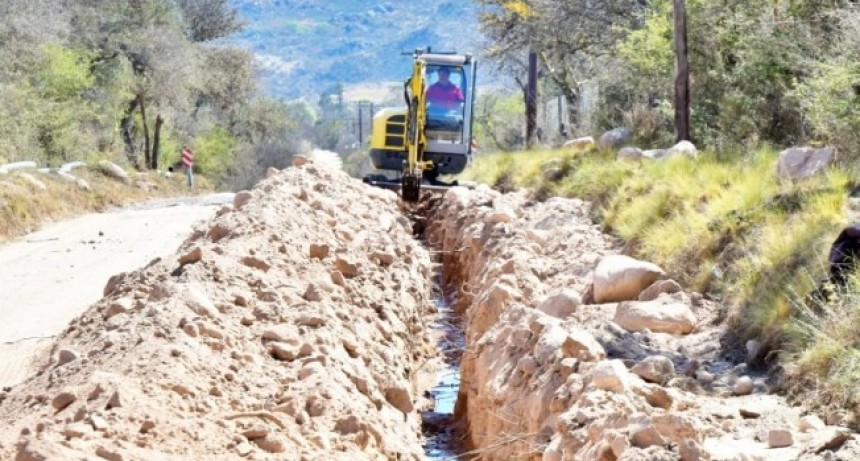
[229,0,484,100]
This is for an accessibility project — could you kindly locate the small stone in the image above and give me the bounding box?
[591,360,629,393]
[732,376,754,396]
[90,415,108,431]
[233,190,253,210]
[631,355,675,384]
[739,407,761,419]
[292,155,309,167]
[798,415,826,433]
[330,270,345,286]
[310,243,330,259]
[679,439,701,461]
[334,257,360,278]
[371,251,395,267]
[62,422,90,438]
[95,446,124,461]
[242,426,270,440]
[140,420,156,433]
[630,424,665,448]
[236,441,254,456]
[695,370,715,384]
[105,297,132,319]
[107,391,122,409]
[385,385,414,413]
[242,256,271,272]
[768,428,794,448]
[254,435,286,453]
[52,392,77,411]
[178,246,203,266]
[268,342,298,361]
[57,349,79,367]
[303,283,323,302]
[809,428,852,453]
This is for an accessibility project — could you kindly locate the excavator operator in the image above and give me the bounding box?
[426,67,464,110]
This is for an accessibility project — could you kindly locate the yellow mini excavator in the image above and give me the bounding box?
[364,48,477,202]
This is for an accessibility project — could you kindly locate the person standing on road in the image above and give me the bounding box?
[181,146,194,189]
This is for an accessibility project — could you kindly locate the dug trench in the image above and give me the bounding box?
[1,157,859,460]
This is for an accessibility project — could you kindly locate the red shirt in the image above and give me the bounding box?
[426,82,464,109]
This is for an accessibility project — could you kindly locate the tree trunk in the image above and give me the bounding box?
[673,0,691,142]
[138,94,151,169]
[526,50,538,148]
[121,98,140,168]
[152,114,163,170]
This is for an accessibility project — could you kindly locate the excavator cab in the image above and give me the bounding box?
[365,50,476,201]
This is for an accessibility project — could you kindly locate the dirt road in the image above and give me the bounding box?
[0,193,233,388]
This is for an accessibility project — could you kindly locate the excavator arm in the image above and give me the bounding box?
[402,58,433,202]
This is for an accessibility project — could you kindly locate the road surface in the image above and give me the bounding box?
[0,193,233,388]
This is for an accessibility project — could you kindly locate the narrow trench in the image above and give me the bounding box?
[408,201,466,460]
[422,267,464,460]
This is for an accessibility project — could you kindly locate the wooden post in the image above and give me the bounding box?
[673,0,691,142]
[526,49,538,148]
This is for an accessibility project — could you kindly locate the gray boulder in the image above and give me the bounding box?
[776,146,836,180]
[666,140,698,159]
[598,128,633,151]
[618,147,643,162]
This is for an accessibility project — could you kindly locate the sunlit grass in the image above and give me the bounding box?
[0,166,208,242]
[463,146,855,403]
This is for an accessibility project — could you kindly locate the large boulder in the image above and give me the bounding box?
[537,289,581,318]
[666,140,698,159]
[618,147,643,162]
[614,292,697,335]
[598,128,633,151]
[592,255,666,303]
[776,146,836,180]
[563,136,596,154]
[98,160,131,184]
[642,149,668,160]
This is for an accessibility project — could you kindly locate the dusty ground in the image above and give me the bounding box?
[0,194,233,389]
[0,160,441,460]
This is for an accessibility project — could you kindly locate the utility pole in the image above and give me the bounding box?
[358,103,363,145]
[557,95,566,138]
[673,0,691,142]
[526,49,538,148]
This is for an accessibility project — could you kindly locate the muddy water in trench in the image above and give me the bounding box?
[422,271,465,460]
[409,202,466,460]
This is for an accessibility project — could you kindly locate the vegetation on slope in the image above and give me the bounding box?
[463,147,860,419]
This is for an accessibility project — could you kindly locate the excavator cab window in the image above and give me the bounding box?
[425,65,466,144]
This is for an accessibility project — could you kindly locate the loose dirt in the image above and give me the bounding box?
[0,194,232,389]
[2,158,859,461]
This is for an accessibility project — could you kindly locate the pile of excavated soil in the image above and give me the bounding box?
[427,187,860,461]
[0,159,439,460]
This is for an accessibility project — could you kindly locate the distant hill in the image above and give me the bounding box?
[229,0,485,102]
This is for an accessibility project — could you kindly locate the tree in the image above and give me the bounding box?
[476,0,641,132]
[176,0,244,42]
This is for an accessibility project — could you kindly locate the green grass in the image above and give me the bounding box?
[463,146,857,416]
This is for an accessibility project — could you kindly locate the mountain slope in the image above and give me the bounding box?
[230,0,484,101]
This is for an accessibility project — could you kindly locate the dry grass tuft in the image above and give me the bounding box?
[0,166,210,243]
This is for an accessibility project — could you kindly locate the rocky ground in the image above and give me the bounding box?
[1,157,859,461]
[426,187,860,461]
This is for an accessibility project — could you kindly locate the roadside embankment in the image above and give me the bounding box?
[427,186,859,460]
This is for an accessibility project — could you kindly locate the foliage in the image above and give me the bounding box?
[463,148,848,349]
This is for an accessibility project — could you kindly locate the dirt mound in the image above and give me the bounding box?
[428,187,860,461]
[0,160,438,460]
